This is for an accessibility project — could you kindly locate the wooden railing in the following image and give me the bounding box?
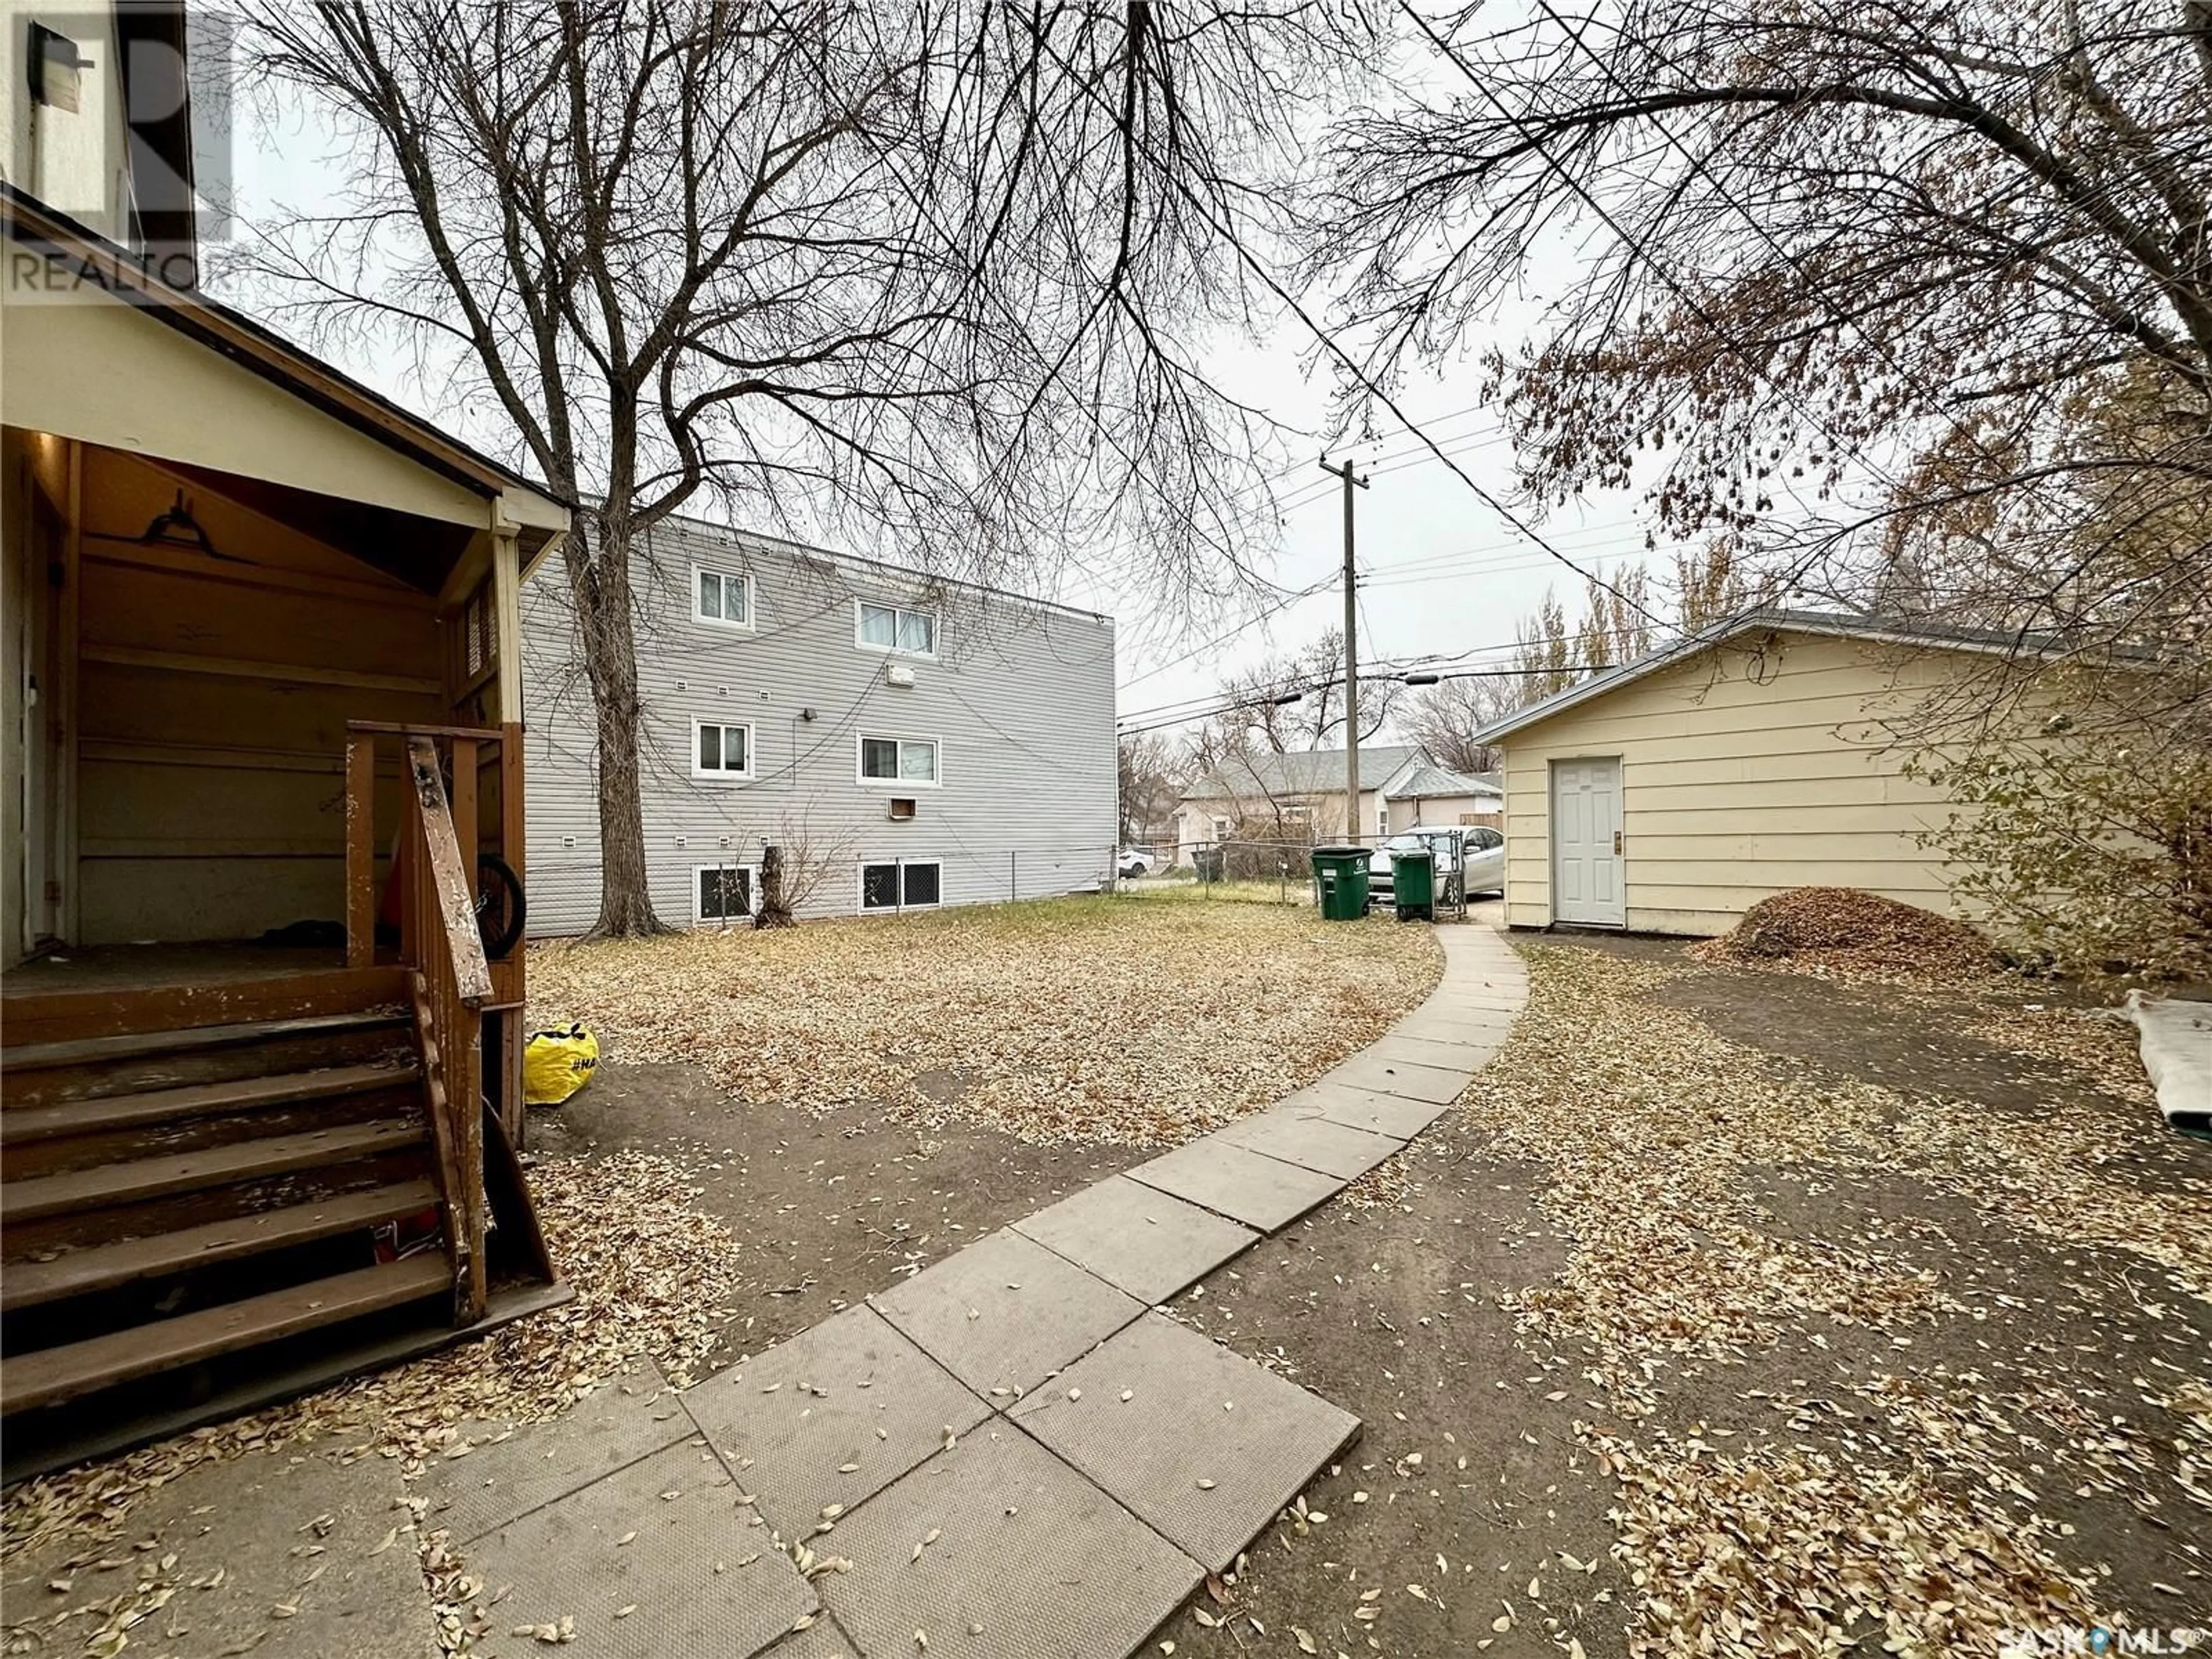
[343,722,499,1326]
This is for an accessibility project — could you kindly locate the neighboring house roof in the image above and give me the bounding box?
[1387,763,1502,801]
[1470,608,2130,745]
[2,185,572,553]
[1180,744,1426,803]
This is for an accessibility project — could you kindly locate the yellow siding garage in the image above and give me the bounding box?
[1488,622,2001,935]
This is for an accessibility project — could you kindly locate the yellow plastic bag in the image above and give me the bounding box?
[524,1022,599,1106]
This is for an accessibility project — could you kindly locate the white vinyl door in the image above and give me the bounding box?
[1551,757,1626,926]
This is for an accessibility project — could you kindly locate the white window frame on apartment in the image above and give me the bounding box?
[694,862,759,923]
[691,719,756,782]
[692,565,756,631]
[858,857,943,914]
[855,732,942,788]
[854,598,939,659]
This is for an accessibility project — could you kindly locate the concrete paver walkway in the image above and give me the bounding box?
[426,921,1527,1658]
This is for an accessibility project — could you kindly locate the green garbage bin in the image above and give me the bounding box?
[1391,848,1435,923]
[1310,845,1372,921]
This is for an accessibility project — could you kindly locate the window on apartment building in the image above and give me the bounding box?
[1211,816,1229,840]
[693,720,754,779]
[1376,806,1389,837]
[1283,802,1309,821]
[696,865,755,922]
[859,734,939,785]
[694,567,753,629]
[856,600,937,657]
[861,859,941,912]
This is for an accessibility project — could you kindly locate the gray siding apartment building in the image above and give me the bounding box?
[520,516,1118,934]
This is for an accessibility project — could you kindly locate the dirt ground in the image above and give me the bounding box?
[9,916,2206,1659]
[1,899,1433,1582]
[1164,935,2212,1658]
[523,925,2211,1656]
[527,1060,1149,1357]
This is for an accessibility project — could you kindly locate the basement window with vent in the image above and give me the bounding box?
[696,865,755,923]
[861,859,940,912]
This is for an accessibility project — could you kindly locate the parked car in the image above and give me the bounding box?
[1117,847,1155,878]
[1367,827,1506,906]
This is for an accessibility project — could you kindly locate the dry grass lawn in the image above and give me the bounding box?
[528,888,1441,1146]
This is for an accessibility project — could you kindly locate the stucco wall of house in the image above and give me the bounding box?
[521,518,1118,930]
[1497,630,1990,935]
[1,3,132,243]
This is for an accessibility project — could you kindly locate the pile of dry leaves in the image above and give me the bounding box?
[1692,886,1995,982]
[1,1151,743,1562]
[528,891,1440,1146]
[1465,943,2212,1654]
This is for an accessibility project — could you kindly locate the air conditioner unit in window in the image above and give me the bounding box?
[888,797,918,821]
[884,662,916,688]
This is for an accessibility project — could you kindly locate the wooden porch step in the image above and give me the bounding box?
[1,1121,427,1225]
[1,1254,453,1413]
[1,1010,410,1077]
[0,1063,422,1145]
[1,1180,441,1312]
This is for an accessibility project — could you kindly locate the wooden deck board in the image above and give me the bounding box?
[1,1121,426,1224]
[2,1279,571,1482]
[1,1254,453,1412]
[3,1010,410,1075]
[1,1179,441,1311]
[1,966,412,1047]
[1,1062,423,1143]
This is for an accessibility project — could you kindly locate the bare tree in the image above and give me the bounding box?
[1309,0,2209,660]
[1116,731,1180,846]
[1672,540,1760,632]
[237,1,1359,935]
[1217,627,1403,752]
[1310,2,2210,967]
[754,810,857,930]
[1400,676,1513,774]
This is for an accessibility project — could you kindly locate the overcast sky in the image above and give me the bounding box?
[212,58,1686,748]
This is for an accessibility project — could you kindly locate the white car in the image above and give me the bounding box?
[1116,847,1154,878]
[1368,827,1506,904]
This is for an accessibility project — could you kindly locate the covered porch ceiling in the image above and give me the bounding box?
[1,188,569,591]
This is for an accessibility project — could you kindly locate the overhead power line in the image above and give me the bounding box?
[1114,619,1665,727]
[1115,658,1628,736]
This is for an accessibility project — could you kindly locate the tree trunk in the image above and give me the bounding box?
[566,509,668,938]
[755,844,797,929]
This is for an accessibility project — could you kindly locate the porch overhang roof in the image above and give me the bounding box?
[1,187,570,578]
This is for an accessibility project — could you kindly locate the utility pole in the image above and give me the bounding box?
[1319,454,1370,842]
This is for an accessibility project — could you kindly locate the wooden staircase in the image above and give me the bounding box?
[1,731,565,1479]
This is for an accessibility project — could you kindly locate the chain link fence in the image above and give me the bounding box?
[1114,830,1475,918]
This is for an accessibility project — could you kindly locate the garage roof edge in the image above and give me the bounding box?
[1468,608,2140,745]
